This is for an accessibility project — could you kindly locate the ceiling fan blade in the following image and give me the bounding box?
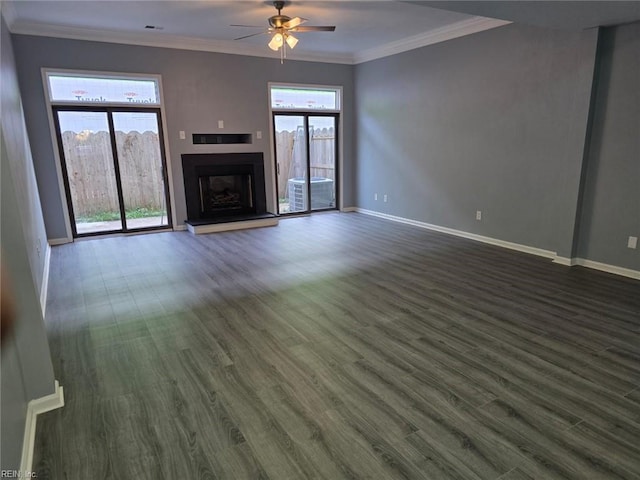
[294,26,336,32]
[283,16,307,29]
[234,31,267,40]
[230,24,265,28]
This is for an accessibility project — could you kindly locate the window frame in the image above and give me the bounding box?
[268,82,344,214]
[44,69,162,107]
[269,84,341,113]
[41,68,177,241]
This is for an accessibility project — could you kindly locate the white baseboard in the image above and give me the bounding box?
[20,380,65,474]
[572,258,640,280]
[341,206,358,213]
[355,208,557,259]
[173,224,188,231]
[40,244,51,317]
[552,256,578,266]
[47,237,71,246]
[354,209,640,281]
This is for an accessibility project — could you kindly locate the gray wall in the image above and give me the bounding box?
[11,35,355,239]
[1,14,56,470]
[355,22,598,259]
[577,23,640,270]
[9,21,639,271]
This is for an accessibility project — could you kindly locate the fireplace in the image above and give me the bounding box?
[199,174,252,214]
[182,153,269,224]
[197,170,255,217]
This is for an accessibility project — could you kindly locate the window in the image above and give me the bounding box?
[42,69,174,240]
[270,86,340,111]
[46,72,160,105]
[269,83,342,215]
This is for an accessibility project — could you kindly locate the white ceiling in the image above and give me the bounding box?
[419,1,640,30]
[3,1,639,64]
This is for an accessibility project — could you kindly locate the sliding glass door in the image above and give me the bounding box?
[275,115,306,214]
[112,112,170,230]
[309,116,337,211]
[273,113,338,215]
[56,111,123,235]
[54,107,171,237]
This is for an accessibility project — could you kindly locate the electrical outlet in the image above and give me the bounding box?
[476,210,482,221]
[374,193,378,201]
[256,131,262,139]
[218,120,224,129]
[179,130,186,140]
[383,194,388,203]
[628,236,638,249]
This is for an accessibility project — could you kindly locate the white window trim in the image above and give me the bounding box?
[41,68,177,241]
[267,82,344,213]
[44,68,161,107]
[269,83,341,113]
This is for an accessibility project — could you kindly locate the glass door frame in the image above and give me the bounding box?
[272,111,339,216]
[52,105,173,238]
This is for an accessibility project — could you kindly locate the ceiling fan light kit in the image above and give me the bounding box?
[232,1,336,63]
[268,32,284,51]
[285,34,298,49]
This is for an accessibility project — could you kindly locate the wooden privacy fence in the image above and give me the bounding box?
[63,127,334,214]
[62,130,165,216]
[275,126,336,198]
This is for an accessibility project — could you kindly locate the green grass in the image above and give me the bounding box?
[77,207,165,223]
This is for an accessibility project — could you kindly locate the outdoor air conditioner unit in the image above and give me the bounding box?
[287,177,334,211]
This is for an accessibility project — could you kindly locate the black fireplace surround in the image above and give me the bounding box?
[181,153,268,224]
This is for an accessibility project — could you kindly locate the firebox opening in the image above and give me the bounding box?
[198,174,253,215]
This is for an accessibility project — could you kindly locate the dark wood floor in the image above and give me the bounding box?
[34,212,640,479]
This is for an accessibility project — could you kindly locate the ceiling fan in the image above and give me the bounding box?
[232,1,336,62]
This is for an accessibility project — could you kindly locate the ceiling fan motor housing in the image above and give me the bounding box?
[269,15,291,29]
[270,1,289,28]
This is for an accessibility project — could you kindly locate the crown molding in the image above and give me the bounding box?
[0,1,19,27]
[8,21,355,64]
[353,16,511,64]
[8,16,511,66]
